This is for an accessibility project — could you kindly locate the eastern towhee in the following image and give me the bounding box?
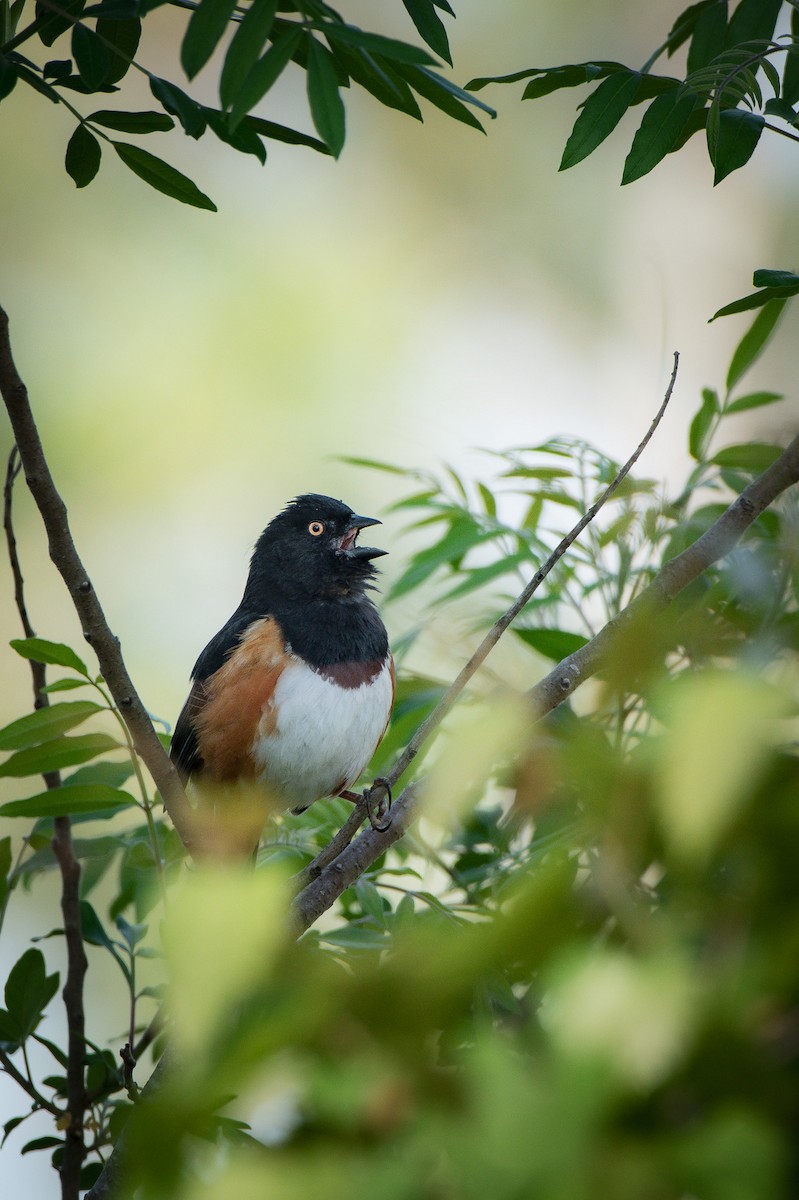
[170,495,394,835]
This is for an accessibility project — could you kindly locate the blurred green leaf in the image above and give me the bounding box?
[688,387,718,462]
[0,701,103,751]
[724,390,782,415]
[710,443,782,472]
[725,300,786,389]
[0,783,136,817]
[4,949,59,1043]
[0,733,119,778]
[514,628,589,661]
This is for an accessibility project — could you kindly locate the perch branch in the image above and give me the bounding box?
[0,303,196,852]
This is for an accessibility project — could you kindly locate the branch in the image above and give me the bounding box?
[0,303,196,852]
[529,430,799,713]
[4,448,87,1200]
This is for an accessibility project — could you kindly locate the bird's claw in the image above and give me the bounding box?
[364,777,392,832]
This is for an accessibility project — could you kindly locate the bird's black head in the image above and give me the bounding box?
[243,494,387,607]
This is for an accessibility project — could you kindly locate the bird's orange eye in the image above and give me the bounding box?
[308,521,325,536]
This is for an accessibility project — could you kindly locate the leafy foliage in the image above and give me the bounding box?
[468,1,799,188]
[0,0,493,207]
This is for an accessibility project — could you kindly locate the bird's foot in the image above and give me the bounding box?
[364,777,392,832]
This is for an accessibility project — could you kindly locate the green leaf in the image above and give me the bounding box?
[665,1,718,56]
[0,54,17,102]
[389,518,496,600]
[320,925,388,950]
[0,837,11,881]
[21,1136,63,1155]
[204,107,266,162]
[149,76,207,138]
[688,387,719,462]
[72,23,111,90]
[395,62,491,130]
[65,123,102,187]
[560,70,641,170]
[35,0,85,48]
[466,61,625,96]
[752,269,799,290]
[181,0,238,80]
[306,35,345,157]
[687,1,728,72]
[219,0,278,110]
[228,25,302,130]
[724,390,783,415]
[401,0,451,65]
[783,9,799,105]
[40,678,89,694]
[10,638,88,676]
[331,42,422,118]
[0,701,103,751]
[725,300,786,390]
[88,109,174,132]
[711,108,763,185]
[95,15,141,85]
[514,628,589,661]
[622,91,700,184]
[711,443,783,473]
[113,142,217,210]
[4,949,59,1043]
[242,115,329,153]
[0,733,119,778]
[0,783,136,818]
[710,288,794,320]
[725,0,781,46]
[440,553,530,602]
[310,22,437,67]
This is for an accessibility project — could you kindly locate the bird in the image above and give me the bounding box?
[170,495,394,848]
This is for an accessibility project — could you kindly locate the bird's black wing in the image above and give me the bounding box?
[169,608,260,783]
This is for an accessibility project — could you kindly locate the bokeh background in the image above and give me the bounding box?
[1,0,798,1191]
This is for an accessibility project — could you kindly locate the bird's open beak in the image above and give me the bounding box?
[339,514,387,559]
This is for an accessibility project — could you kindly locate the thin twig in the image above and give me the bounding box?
[0,1047,60,1116]
[3,447,87,1200]
[381,351,680,793]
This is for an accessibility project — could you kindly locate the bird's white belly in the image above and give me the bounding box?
[252,656,393,811]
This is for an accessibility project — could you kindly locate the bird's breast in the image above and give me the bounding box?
[252,653,394,811]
